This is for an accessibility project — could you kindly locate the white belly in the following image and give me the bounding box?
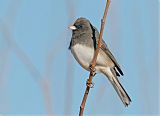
[71,44,93,70]
[71,44,107,71]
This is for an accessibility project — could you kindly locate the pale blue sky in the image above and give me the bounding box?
[0,0,159,115]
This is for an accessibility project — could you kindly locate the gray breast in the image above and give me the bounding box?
[69,32,94,49]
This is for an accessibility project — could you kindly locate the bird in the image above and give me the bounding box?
[68,17,131,106]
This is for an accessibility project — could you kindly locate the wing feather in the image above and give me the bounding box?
[92,25,124,76]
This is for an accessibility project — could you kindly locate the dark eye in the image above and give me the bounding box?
[76,25,83,29]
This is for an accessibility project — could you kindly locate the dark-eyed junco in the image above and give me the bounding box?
[69,17,131,106]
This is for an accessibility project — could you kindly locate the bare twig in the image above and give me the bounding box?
[79,0,110,115]
[64,0,76,115]
[43,32,66,116]
[40,79,54,116]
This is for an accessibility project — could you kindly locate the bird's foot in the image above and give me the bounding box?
[89,65,96,76]
[86,79,95,88]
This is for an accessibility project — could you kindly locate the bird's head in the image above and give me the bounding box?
[69,17,92,34]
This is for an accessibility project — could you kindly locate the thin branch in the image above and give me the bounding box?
[43,31,66,116]
[40,79,54,116]
[79,0,110,115]
[65,0,76,115]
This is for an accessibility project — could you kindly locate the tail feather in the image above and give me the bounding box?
[112,76,131,106]
[103,68,131,106]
